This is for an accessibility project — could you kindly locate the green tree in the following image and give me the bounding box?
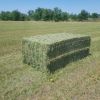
[11,10,21,21]
[70,14,78,21]
[47,9,54,21]
[20,13,28,21]
[0,11,12,20]
[78,10,89,21]
[61,12,69,21]
[0,11,6,20]
[28,10,34,20]
[41,9,53,21]
[34,8,43,21]
[42,9,48,21]
[53,7,62,21]
[91,13,99,19]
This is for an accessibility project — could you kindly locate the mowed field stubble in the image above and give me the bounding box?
[0,21,100,100]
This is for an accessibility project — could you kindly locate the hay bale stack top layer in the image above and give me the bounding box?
[23,33,90,44]
[22,33,91,73]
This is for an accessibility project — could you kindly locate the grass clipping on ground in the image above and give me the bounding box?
[22,33,91,73]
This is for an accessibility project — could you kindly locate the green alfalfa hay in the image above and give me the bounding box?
[47,48,90,73]
[22,33,91,72]
[22,39,48,71]
[47,36,90,59]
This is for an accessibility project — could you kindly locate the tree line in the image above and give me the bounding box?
[0,7,100,21]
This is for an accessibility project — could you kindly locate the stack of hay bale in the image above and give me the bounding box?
[22,33,91,73]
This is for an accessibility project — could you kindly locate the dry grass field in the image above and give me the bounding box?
[0,21,100,100]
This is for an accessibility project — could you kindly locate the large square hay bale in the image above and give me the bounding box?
[22,33,91,72]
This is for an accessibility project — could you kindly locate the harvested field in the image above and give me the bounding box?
[0,21,100,100]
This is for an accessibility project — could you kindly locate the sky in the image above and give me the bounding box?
[0,0,100,14]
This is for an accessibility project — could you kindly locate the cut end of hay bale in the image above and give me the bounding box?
[22,33,91,73]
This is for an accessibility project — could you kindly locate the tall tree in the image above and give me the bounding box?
[41,9,48,21]
[11,10,21,21]
[0,8,99,21]
[0,11,12,20]
[78,10,89,21]
[53,7,62,21]
[34,8,43,20]
[42,9,53,21]
[61,12,69,21]
[28,10,34,20]
[91,13,99,19]
[70,14,78,21]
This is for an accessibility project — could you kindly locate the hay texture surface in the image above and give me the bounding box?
[22,33,91,72]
